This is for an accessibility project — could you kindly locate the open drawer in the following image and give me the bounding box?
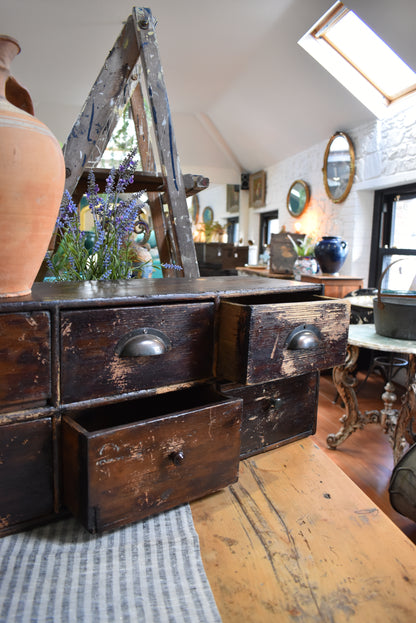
[216,293,350,384]
[62,385,242,533]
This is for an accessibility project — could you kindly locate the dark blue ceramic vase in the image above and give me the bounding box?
[314,236,348,274]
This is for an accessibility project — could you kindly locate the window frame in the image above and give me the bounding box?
[259,210,279,256]
[298,1,416,118]
[369,182,416,288]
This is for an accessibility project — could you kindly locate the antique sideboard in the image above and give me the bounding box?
[0,276,350,535]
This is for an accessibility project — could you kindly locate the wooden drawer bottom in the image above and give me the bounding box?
[219,373,319,458]
[62,385,242,533]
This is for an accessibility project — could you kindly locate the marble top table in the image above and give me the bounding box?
[328,324,416,463]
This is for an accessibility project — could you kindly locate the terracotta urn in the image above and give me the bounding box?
[0,35,65,297]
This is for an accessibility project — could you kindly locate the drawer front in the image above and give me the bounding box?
[0,418,54,533]
[220,373,318,458]
[61,302,215,403]
[0,312,51,412]
[62,387,242,533]
[217,298,350,384]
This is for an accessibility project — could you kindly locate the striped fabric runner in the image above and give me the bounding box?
[0,504,221,623]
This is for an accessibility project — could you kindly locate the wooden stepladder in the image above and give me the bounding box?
[62,7,206,278]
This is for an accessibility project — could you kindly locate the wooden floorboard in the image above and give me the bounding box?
[315,370,416,544]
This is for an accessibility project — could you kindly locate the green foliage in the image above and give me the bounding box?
[45,150,147,282]
[288,234,316,257]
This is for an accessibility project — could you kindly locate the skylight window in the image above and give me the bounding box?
[298,1,416,117]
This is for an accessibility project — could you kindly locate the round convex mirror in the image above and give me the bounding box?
[286,180,310,217]
[323,132,355,203]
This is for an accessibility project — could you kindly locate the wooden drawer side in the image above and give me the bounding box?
[216,302,251,381]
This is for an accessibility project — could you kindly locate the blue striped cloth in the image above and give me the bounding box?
[0,505,221,623]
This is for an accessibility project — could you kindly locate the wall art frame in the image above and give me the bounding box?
[249,170,266,208]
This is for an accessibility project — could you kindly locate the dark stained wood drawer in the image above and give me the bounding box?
[0,312,51,413]
[220,373,319,458]
[217,295,350,384]
[0,418,54,532]
[60,302,215,403]
[62,385,242,533]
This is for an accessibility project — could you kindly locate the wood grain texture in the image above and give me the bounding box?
[217,298,350,384]
[191,438,416,622]
[60,302,215,402]
[0,418,54,530]
[300,275,364,298]
[0,277,322,310]
[220,373,318,457]
[0,311,50,412]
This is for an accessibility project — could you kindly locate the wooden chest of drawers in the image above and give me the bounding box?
[0,276,349,535]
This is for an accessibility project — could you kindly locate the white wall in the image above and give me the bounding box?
[241,100,416,283]
[187,183,250,244]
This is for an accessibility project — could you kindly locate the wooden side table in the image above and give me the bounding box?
[300,274,363,297]
[328,324,416,463]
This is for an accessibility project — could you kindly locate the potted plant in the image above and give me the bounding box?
[287,234,319,280]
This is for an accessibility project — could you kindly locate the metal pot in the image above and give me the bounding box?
[373,259,416,340]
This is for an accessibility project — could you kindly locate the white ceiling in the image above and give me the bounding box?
[3,0,416,182]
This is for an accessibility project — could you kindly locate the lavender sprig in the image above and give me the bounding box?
[45,148,154,282]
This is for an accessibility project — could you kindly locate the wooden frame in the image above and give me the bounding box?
[249,171,266,208]
[191,195,200,224]
[323,131,355,204]
[226,184,240,213]
[287,179,310,217]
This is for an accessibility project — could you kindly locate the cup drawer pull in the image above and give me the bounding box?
[116,328,172,357]
[286,325,321,350]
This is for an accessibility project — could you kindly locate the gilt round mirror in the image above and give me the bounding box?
[287,180,310,217]
[323,131,355,203]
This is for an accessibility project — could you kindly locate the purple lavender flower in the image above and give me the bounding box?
[161,263,183,271]
[46,148,151,282]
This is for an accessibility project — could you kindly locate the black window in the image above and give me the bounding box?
[259,211,279,256]
[369,183,416,290]
[226,217,239,245]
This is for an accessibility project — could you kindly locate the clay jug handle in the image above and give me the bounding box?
[5,75,34,115]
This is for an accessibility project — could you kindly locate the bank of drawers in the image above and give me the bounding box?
[0,282,350,535]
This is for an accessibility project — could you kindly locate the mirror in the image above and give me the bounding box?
[287,180,310,217]
[323,131,355,203]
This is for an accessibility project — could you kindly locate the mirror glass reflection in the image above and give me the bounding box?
[287,180,310,217]
[323,132,355,203]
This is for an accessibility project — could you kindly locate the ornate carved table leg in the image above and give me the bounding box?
[393,354,416,464]
[380,381,398,441]
[327,345,380,449]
